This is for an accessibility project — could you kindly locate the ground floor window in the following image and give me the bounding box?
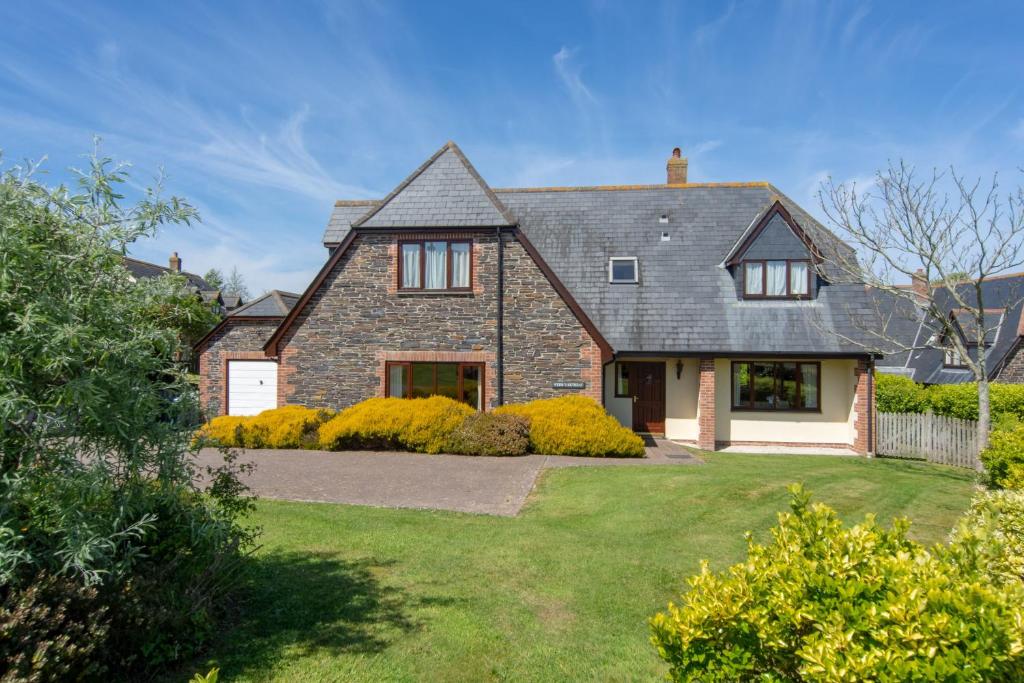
[731,361,819,411]
[385,362,484,409]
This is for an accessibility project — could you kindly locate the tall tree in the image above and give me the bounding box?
[818,162,1024,452]
[203,267,224,290]
[223,265,250,299]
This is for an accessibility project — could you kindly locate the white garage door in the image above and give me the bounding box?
[227,361,278,416]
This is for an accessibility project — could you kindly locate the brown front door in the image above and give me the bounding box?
[628,362,666,433]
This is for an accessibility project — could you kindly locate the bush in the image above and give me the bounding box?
[0,573,110,681]
[875,372,929,413]
[950,490,1024,586]
[448,413,530,456]
[318,396,474,454]
[981,424,1024,490]
[496,395,645,457]
[650,485,1024,682]
[197,406,336,449]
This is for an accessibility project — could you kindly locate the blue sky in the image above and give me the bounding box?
[2,1,1023,292]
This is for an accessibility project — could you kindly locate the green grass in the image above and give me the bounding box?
[193,454,976,682]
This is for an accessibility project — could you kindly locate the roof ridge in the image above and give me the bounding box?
[334,199,380,207]
[492,181,770,193]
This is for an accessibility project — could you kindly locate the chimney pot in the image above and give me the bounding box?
[169,251,182,273]
[667,147,688,184]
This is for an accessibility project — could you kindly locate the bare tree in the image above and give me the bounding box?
[818,161,1024,452]
[223,266,250,300]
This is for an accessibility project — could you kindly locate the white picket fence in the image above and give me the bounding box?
[877,412,981,470]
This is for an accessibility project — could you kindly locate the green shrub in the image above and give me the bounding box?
[981,424,1024,490]
[449,413,530,456]
[650,485,1024,682]
[318,396,474,454]
[875,372,930,413]
[950,490,1024,586]
[0,573,110,681]
[496,395,645,457]
[927,382,984,420]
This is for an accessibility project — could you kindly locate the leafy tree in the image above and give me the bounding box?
[135,271,221,352]
[203,267,225,291]
[0,142,254,675]
[224,265,250,299]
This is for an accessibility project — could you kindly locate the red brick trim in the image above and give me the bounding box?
[697,358,716,450]
[221,352,278,417]
[374,350,497,409]
[852,358,875,455]
[578,329,603,402]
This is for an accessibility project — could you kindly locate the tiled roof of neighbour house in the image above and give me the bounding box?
[201,290,224,305]
[313,142,878,356]
[351,142,516,229]
[876,273,1024,383]
[123,256,212,292]
[228,290,299,318]
[222,293,243,310]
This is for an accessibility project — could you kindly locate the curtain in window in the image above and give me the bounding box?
[766,261,787,296]
[451,243,470,288]
[425,241,447,289]
[790,262,809,295]
[401,244,420,288]
[745,262,763,295]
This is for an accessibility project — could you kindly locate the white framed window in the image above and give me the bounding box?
[944,347,966,368]
[609,257,639,284]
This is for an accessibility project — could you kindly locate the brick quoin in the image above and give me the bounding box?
[853,358,875,455]
[697,358,716,450]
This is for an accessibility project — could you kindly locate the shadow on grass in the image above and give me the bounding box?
[190,550,460,679]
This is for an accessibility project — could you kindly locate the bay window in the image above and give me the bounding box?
[731,361,820,411]
[399,239,472,291]
[743,259,812,298]
[386,362,484,409]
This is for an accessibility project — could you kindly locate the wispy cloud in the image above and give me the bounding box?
[1011,119,1024,142]
[553,46,597,106]
[693,2,736,48]
[840,5,870,48]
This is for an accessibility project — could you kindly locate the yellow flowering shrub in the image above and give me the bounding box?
[196,406,335,449]
[318,396,474,454]
[495,395,645,457]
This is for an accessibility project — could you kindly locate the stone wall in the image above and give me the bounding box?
[995,343,1024,384]
[276,230,602,410]
[197,319,280,417]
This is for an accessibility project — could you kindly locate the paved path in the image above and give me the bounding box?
[195,438,700,517]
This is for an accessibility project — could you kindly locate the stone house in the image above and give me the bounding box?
[196,142,879,453]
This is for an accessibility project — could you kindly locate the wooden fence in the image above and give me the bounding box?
[877,412,981,470]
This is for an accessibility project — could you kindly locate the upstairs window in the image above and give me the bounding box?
[609,257,639,284]
[944,347,966,368]
[399,240,471,291]
[743,259,810,298]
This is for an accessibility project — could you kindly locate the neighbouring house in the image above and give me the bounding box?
[876,270,1024,384]
[123,252,246,314]
[196,142,879,453]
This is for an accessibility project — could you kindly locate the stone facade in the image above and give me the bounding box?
[995,343,1024,383]
[197,319,281,417]
[276,230,603,410]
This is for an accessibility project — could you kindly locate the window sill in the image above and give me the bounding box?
[396,290,475,297]
[731,407,822,414]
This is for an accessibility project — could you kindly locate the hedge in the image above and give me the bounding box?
[875,373,1024,423]
[495,395,646,457]
[197,406,336,449]
[981,424,1024,490]
[198,395,646,457]
[650,484,1024,682]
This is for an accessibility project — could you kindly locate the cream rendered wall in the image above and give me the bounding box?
[603,358,699,440]
[713,358,857,445]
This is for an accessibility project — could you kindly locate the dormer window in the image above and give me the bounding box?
[609,257,638,284]
[944,347,966,368]
[743,260,810,299]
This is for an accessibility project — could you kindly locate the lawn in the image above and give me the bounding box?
[191,454,976,682]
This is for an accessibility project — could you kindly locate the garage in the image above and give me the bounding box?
[226,360,278,416]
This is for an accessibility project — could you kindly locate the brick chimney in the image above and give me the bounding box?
[911,268,928,299]
[169,251,182,273]
[667,147,688,185]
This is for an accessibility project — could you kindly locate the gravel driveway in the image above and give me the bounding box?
[194,439,700,516]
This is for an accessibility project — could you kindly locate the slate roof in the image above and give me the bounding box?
[123,256,212,291]
[316,142,877,356]
[876,274,1024,383]
[228,290,299,318]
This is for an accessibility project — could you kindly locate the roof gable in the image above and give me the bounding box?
[352,142,515,228]
[723,201,822,266]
